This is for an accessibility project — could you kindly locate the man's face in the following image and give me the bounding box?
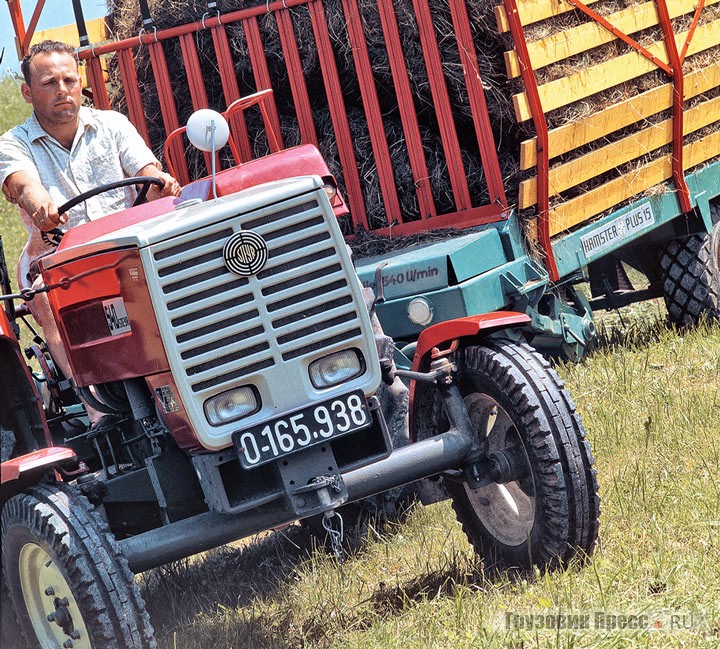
[21,52,82,127]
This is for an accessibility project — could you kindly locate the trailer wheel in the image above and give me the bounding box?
[447,340,600,571]
[1,484,155,649]
[660,214,720,327]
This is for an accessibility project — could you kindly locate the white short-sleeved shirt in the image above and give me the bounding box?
[0,107,159,287]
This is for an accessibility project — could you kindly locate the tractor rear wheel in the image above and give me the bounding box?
[446,340,600,571]
[1,484,155,649]
[660,209,720,327]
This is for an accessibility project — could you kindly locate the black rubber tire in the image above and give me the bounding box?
[446,340,600,571]
[660,213,720,327]
[1,484,156,649]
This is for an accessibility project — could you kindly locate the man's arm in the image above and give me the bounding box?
[2,171,67,231]
[135,163,181,201]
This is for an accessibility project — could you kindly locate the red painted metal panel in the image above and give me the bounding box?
[407,311,531,442]
[276,9,319,146]
[210,23,253,162]
[503,0,559,282]
[341,0,401,227]
[376,2,436,221]
[1,447,77,485]
[178,32,215,174]
[308,0,369,229]
[448,0,507,208]
[145,373,202,451]
[43,249,171,387]
[411,312,532,372]
[243,17,285,151]
[117,48,150,143]
[411,0,472,211]
[84,57,110,109]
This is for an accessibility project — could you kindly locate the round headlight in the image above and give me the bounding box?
[407,297,434,326]
[204,386,259,426]
[309,349,364,389]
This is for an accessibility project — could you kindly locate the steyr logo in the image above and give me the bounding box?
[222,231,268,276]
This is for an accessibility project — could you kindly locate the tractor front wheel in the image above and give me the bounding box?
[1,484,155,649]
[447,340,600,571]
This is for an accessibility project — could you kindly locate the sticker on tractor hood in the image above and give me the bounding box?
[102,297,132,336]
[580,202,655,259]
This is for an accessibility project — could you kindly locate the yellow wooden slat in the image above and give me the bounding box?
[505,0,719,79]
[519,94,720,208]
[519,61,720,169]
[513,19,720,122]
[31,17,108,47]
[548,129,720,236]
[495,0,601,33]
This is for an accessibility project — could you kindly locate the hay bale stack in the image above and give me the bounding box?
[105,0,520,231]
[499,0,720,231]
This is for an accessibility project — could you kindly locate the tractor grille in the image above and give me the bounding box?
[146,195,361,395]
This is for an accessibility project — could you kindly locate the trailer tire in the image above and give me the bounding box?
[1,484,155,649]
[446,340,600,571]
[660,215,720,327]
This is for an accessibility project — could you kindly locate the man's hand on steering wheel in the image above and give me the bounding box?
[146,170,181,201]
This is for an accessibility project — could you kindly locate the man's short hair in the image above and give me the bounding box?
[21,40,77,85]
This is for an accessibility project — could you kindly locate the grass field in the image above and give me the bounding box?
[136,320,719,649]
[1,76,718,649]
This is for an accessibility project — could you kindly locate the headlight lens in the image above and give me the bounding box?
[322,176,339,204]
[309,349,364,389]
[204,386,259,426]
[407,297,434,326]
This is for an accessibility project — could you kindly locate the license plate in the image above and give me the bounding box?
[234,390,371,468]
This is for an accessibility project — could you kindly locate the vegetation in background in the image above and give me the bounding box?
[1,76,31,270]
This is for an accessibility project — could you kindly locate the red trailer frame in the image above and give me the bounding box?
[6,0,511,238]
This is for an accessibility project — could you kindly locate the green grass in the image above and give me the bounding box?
[138,319,720,649]
[1,77,31,275]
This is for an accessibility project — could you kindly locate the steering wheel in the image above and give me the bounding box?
[43,176,165,246]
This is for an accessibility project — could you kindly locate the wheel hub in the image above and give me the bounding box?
[462,393,536,547]
[18,542,87,647]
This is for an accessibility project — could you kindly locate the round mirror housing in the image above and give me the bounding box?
[186,109,230,152]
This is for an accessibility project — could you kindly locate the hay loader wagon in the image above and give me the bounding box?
[1,0,718,646]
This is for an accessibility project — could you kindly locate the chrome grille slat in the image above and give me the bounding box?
[175,310,260,347]
[270,291,352,325]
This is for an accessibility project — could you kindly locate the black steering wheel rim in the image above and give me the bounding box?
[57,176,164,216]
[46,176,165,245]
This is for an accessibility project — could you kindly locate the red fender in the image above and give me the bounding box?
[1,447,77,502]
[1,447,76,485]
[410,311,531,372]
[408,311,530,441]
